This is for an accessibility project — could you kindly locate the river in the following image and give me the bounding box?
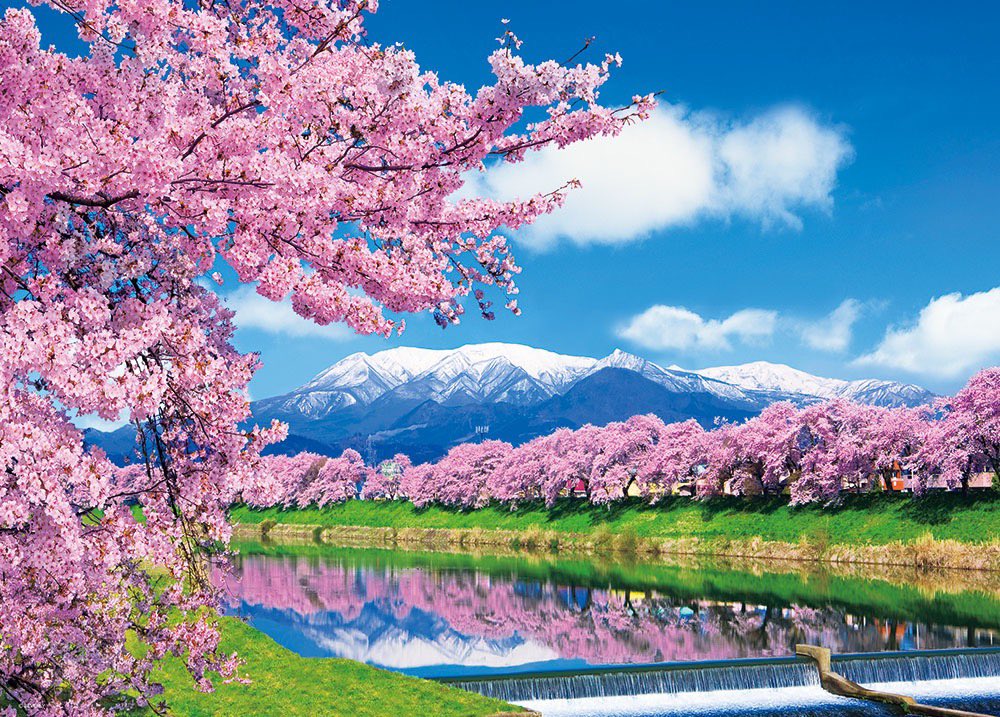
[213,543,1000,715]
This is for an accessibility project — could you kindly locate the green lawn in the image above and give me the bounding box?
[140,617,516,717]
[231,492,999,545]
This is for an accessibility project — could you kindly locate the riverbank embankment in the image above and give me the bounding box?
[231,493,1000,571]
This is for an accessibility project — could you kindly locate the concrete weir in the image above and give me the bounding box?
[796,644,995,717]
[447,648,1000,712]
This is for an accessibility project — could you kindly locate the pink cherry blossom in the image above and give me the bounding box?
[361,453,412,501]
[252,369,999,513]
[0,0,646,710]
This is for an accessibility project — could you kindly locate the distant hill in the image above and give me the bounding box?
[86,342,935,464]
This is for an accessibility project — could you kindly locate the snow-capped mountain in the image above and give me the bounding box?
[241,343,935,463]
[261,343,932,419]
[271,347,442,417]
[386,343,594,406]
[87,343,935,464]
[695,361,934,408]
[592,349,760,405]
[257,343,595,418]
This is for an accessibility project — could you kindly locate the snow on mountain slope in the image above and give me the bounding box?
[429,343,596,384]
[829,377,936,408]
[588,349,750,403]
[696,361,935,407]
[274,343,599,412]
[302,347,446,394]
[391,343,597,405]
[255,348,447,418]
[697,361,849,397]
[253,345,934,427]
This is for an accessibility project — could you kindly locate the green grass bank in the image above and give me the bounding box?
[136,617,523,717]
[231,493,1000,570]
[232,493,998,545]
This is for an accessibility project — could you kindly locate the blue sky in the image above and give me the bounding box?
[30,1,1000,399]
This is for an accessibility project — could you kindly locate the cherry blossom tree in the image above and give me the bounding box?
[486,426,603,507]
[697,404,808,498]
[915,369,1000,493]
[548,425,607,503]
[361,453,412,501]
[634,419,706,499]
[941,368,1000,489]
[298,449,365,507]
[697,422,740,497]
[734,402,804,496]
[487,436,550,506]
[399,462,437,508]
[0,0,648,710]
[912,417,964,494]
[854,406,923,492]
[588,414,665,503]
[788,400,872,504]
[246,452,324,508]
[419,440,513,509]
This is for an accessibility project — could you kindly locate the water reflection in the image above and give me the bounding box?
[213,548,1000,678]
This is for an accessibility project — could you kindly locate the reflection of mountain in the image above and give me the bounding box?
[212,555,997,678]
[238,602,558,672]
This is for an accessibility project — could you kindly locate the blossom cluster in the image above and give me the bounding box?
[0,0,643,711]
[253,368,1000,511]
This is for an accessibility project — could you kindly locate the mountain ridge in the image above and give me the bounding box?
[249,343,935,463]
[87,343,936,464]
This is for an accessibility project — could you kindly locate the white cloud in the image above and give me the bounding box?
[465,104,852,249]
[617,305,777,352]
[801,299,862,352]
[223,285,353,341]
[716,109,851,230]
[856,287,1000,377]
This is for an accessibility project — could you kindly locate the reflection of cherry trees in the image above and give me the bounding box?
[213,557,992,668]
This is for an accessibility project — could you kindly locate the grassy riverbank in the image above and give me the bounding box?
[137,616,521,717]
[233,493,998,545]
[231,493,999,570]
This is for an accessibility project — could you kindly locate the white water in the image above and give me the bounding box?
[454,651,1000,703]
[521,676,1000,717]
[451,662,819,702]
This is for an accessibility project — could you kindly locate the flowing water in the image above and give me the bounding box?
[449,652,1000,702]
[214,544,1000,714]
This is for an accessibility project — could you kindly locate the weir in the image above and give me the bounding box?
[443,648,1000,704]
[837,651,1000,685]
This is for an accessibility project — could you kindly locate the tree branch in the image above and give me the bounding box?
[47,190,139,208]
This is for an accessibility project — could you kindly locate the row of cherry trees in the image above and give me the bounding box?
[249,368,1000,511]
